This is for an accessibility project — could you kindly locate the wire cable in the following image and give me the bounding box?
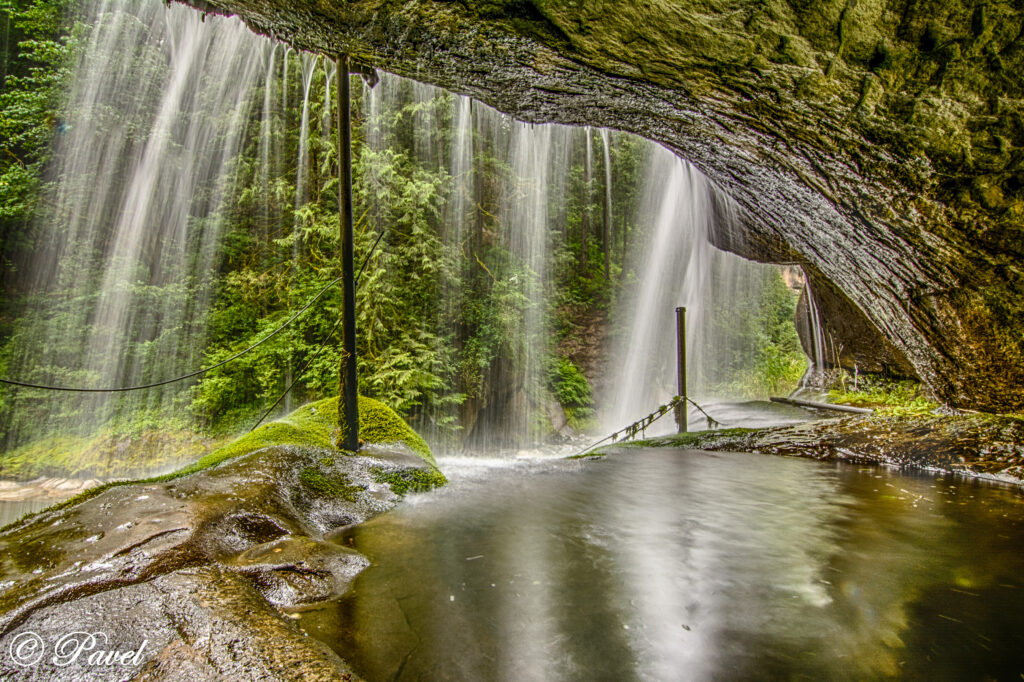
[0,276,342,392]
[247,228,385,431]
[569,396,726,458]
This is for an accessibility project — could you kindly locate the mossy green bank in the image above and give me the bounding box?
[1,395,442,531]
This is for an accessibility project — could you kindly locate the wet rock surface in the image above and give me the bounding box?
[0,443,439,680]
[795,265,916,377]
[178,0,1024,411]
[619,413,1024,484]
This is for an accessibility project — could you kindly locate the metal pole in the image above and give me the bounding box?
[337,54,359,450]
[675,306,687,433]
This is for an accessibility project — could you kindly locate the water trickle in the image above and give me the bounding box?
[582,126,593,265]
[322,61,334,145]
[803,278,828,387]
[294,53,319,223]
[600,128,613,278]
[258,43,278,241]
[445,95,473,249]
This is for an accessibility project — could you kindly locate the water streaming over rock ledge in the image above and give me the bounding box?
[1,1,269,452]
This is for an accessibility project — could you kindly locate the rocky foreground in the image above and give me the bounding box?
[606,412,1024,485]
[0,398,443,681]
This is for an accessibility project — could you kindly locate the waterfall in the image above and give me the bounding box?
[600,128,613,279]
[1,4,798,468]
[360,74,584,452]
[0,1,268,452]
[494,121,554,446]
[603,144,779,432]
[802,279,828,387]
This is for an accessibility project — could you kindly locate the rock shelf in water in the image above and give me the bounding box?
[0,396,443,681]
[606,412,1024,485]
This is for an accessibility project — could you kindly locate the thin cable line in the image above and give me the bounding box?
[0,276,342,392]
[247,228,385,431]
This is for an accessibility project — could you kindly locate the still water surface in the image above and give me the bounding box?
[305,449,1024,680]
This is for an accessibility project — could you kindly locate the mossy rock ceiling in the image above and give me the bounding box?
[182,0,1024,411]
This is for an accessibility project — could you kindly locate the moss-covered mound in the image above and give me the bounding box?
[11,395,440,523]
[187,394,437,473]
[355,395,435,467]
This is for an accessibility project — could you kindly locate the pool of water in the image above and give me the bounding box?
[300,449,1024,681]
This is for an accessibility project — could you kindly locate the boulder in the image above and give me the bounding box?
[0,397,444,680]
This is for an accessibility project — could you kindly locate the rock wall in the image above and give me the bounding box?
[182,0,1024,411]
[795,264,917,377]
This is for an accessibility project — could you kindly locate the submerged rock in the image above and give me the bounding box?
[0,397,444,680]
[614,413,1024,484]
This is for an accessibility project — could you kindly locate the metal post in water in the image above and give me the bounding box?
[337,54,359,450]
[675,306,687,433]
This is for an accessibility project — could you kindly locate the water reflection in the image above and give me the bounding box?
[301,450,1024,681]
[0,499,53,528]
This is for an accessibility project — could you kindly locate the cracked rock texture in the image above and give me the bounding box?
[0,443,439,680]
[181,0,1024,410]
[617,412,1024,483]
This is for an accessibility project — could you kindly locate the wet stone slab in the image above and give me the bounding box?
[0,443,438,680]
[619,413,1024,485]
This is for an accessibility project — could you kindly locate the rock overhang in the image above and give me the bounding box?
[176,0,1024,411]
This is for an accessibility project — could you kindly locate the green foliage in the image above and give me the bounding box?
[706,267,807,398]
[0,0,72,245]
[830,378,939,416]
[189,81,465,434]
[548,357,592,407]
[353,144,455,415]
[548,356,596,431]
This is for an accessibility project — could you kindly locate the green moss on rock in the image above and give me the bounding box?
[299,467,363,501]
[356,395,437,468]
[8,395,438,529]
[371,467,448,496]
